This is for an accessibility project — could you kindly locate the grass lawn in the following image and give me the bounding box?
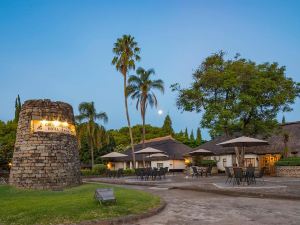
[0,183,161,225]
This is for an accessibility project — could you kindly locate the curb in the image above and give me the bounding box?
[75,198,167,225]
[170,186,300,201]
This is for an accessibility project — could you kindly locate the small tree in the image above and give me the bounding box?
[162,115,174,135]
[190,130,195,142]
[196,127,202,145]
[14,95,21,123]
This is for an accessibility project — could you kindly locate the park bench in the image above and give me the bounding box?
[94,188,116,204]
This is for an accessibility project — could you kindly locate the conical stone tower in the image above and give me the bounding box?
[9,99,81,190]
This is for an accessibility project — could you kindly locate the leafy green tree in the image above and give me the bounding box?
[112,34,140,167]
[190,130,195,142]
[282,116,286,124]
[184,128,189,139]
[172,51,300,137]
[14,95,21,123]
[76,102,108,167]
[0,120,17,168]
[162,114,174,135]
[127,67,164,148]
[196,127,202,145]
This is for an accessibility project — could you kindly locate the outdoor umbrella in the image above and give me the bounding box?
[135,147,164,168]
[101,152,128,170]
[217,136,268,167]
[188,149,214,156]
[146,153,169,158]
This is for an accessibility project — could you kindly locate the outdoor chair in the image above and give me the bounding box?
[225,167,233,184]
[116,168,124,178]
[245,167,256,185]
[191,166,201,178]
[204,165,212,177]
[94,188,116,204]
[233,167,244,186]
[255,167,266,184]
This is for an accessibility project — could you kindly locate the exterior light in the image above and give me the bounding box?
[184,158,191,165]
[107,162,112,169]
[8,162,12,167]
[41,120,47,125]
[62,122,68,127]
[53,121,60,127]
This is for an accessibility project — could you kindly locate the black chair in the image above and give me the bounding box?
[204,165,212,177]
[116,169,124,178]
[191,166,200,178]
[245,167,256,185]
[255,167,266,184]
[233,167,244,186]
[225,167,233,184]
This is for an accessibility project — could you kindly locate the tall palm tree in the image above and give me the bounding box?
[127,67,164,147]
[76,102,108,167]
[112,34,140,168]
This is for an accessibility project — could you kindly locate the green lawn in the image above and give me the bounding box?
[0,183,161,225]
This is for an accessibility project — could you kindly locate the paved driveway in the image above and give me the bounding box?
[125,186,300,225]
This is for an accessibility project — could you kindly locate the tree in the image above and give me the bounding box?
[172,51,300,138]
[76,102,108,167]
[184,128,188,139]
[127,67,164,148]
[196,127,202,145]
[190,130,195,142]
[112,34,140,168]
[162,115,174,136]
[282,116,286,124]
[0,120,17,168]
[14,95,21,123]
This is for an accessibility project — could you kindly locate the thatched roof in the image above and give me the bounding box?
[196,121,300,155]
[120,136,193,161]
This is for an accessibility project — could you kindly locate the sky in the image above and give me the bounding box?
[0,0,300,141]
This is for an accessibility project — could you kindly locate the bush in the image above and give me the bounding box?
[92,164,107,175]
[275,157,300,166]
[123,168,135,176]
[80,169,93,176]
[194,159,217,167]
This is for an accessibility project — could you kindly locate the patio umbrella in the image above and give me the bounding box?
[101,152,128,158]
[146,153,169,158]
[135,147,164,168]
[188,149,214,156]
[101,152,128,170]
[217,136,268,167]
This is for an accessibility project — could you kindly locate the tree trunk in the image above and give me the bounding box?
[141,100,146,167]
[123,75,136,168]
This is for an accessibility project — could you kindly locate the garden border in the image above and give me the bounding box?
[76,198,166,225]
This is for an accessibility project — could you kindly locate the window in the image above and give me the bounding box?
[157,163,163,168]
[222,158,227,167]
[245,158,255,167]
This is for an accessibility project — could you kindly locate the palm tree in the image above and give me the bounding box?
[76,102,108,167]
[112,34,140,168]
[127,67,164,148]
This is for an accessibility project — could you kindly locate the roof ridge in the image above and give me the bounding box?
[139,135,174,144]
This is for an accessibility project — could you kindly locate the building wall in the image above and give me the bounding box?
[210,154,259,171]
[115,159,186,170]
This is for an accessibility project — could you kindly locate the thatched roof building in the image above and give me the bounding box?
[121,136,193,161]
[196,121,300,155]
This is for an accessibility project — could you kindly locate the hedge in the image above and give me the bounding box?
[275,157,300,166]
[194,159,217,167]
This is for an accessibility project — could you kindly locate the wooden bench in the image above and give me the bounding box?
[94,188,116,204]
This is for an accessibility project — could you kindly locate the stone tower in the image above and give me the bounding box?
[9,99,81,190]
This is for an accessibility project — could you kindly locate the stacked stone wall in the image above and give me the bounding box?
[276,166,300,177]
[9,99,81,190]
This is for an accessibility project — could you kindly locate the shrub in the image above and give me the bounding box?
[80,169,93,176]
[194,159,217,167]
[275,157,300,166]
[92,164,107,175]
[123,168,135,176]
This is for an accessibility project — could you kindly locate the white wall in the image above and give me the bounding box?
[210,154,259,171]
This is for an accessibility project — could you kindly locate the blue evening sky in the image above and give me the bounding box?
[0,0,299,140]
